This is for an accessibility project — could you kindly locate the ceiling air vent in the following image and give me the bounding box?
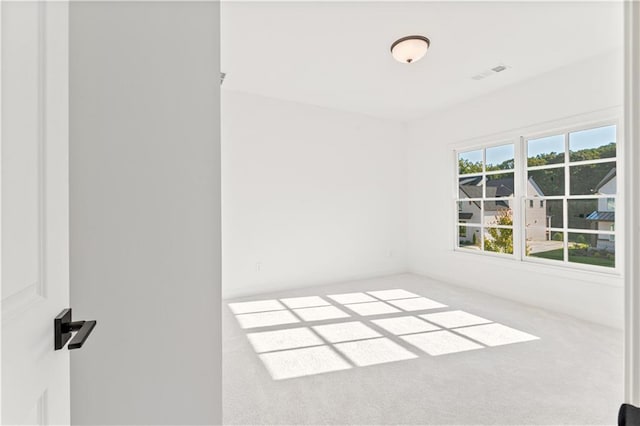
[471,64,510,81]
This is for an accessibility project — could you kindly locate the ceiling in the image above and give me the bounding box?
[221,1,624,122]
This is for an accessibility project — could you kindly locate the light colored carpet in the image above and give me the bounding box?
[223,273,622,425]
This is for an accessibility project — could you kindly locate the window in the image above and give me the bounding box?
[525,124,616,268]
[455,123,617,271]
[457,144,515,255]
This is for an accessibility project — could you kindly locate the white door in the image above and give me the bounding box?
[2,1,71,424]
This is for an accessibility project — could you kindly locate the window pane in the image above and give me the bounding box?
[486,173,514,197]
[458,225,481,250]
[525,199,563,229]
[568,232,615,268]
[458,150,483,175]
[546,199,564,229]
[569,162,616,195]
[458,176,483,199]
[569,125,616,162]
[457,201,480,224]
[567,199,609,230]
[483,227,513,254]
[527,134,565,166]
[486,144,514,171]
[526,230,564,262]
[527,168,564,196]
[483,201,512,226]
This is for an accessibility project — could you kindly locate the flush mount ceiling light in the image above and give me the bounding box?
[390,35,430,64]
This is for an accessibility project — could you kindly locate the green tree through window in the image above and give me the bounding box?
[484,209,514,254]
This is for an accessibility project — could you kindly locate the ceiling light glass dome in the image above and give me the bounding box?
[390,35,431,64]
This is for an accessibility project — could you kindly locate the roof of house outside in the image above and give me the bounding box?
[586,211,615,222]
[594,167,616,193]
[528,176,545,197]
[459,176,544,212]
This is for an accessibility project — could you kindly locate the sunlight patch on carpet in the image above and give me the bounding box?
[228,288,540,380]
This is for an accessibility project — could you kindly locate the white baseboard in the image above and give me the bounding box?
[222,268,410,300]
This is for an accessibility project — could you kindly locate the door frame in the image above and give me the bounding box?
[624,0,640,406]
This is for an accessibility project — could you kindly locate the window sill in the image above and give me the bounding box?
[453,247,623,288]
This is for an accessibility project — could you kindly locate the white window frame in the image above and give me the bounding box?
[452,111,623,276]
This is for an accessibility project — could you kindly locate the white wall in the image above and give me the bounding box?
[222,91,407,298]
[69,2,221,424]
[407,50,625,328]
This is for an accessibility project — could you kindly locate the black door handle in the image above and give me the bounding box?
[54,308,97,350]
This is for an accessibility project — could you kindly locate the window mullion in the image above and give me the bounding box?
[563,133,570,263]
[514,136,524,260]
